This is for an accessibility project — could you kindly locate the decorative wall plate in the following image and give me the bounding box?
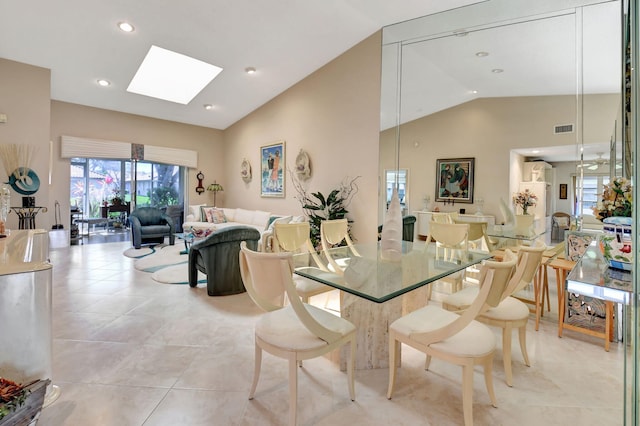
[241,158,252,182]
[295,149,311,181]
[8,167,40,195]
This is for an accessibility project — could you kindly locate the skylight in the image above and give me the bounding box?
[127,45,222,105]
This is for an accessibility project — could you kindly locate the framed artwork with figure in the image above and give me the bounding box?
[435,158,475,204]
[261,141,285,197]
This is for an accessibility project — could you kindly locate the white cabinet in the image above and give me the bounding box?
[414,211,495,237]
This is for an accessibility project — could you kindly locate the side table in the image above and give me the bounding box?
[10,206,48,229]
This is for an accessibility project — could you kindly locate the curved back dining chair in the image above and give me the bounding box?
[442,240,546,386]
[273,221,333,303]
[387,250,517,426]
[320,218,360,275]
[239,242,356,425]
[426,221,469,258]
[454,219,494,252]
[425,221,470,293]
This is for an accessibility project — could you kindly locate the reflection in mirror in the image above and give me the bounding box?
[385,169,408,216]
[378,0,621,233]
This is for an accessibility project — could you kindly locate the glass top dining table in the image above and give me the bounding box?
[485,222,547,241]
[293,241,492,303]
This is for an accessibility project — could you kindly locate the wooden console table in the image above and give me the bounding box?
[101,203,130,218]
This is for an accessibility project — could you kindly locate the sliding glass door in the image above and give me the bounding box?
[70,157,185,218]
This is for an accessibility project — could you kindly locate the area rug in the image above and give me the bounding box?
[128,244,206,285]
[123,245,162,259]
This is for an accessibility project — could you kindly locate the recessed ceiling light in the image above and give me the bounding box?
[204,104,213,110]
[97,79,111,87]
[532,150,540,154]
[492,68,504,73]
[470,90,478,94]
[127,45,223,105]
[118,22,135,32]
[475,52,489,57]
[245,67,256,74]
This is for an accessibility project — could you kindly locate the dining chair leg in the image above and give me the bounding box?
[557,269,565,338]
[534,266,542,331]
[289,357,298,426]
[249,344,262,399]
[425,354,432,370]
[502,326,513,387]
[483,356,497,408]
[518,325,530,367]
[604,301,612,352]
[462,364,475,426]
[387,337,399,399]
[348,339,356,401]
[544,278,550,312]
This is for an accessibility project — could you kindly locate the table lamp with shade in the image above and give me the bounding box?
[207,181,224,206]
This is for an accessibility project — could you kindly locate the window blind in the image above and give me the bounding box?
[61,135,131,159]
[61,135,198,167]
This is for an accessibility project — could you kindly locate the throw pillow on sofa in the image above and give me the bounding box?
[189,204,207,221]
[203,207,227,224]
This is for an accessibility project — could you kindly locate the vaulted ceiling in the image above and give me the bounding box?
[0,0,480,130]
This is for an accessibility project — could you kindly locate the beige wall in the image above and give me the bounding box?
[50,101,224,228]
[0,58,51,230]
[380,93,620,223]
[1,32,382,241]
[223,32,382,243]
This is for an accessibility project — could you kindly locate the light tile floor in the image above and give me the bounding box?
[40,241,625,425]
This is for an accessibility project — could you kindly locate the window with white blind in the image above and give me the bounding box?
[576,174,609,218]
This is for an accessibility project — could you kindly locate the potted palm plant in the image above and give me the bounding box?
[291,174,360,249]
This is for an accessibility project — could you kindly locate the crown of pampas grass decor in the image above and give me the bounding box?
[0,143,36,182]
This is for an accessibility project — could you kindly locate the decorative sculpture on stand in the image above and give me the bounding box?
[380,187,403,262]
[0,144,39,195]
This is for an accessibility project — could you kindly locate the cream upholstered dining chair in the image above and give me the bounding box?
[320,218,360,275]
[455,219,498,253]
[424,221,470,294]
[239,242,356,426]
[441,240,546,386]
[431,211,454,224]
[386,250,517,426]
[272,221,333,303]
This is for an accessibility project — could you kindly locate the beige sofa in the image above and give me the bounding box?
[184,206,272,233]
[183,205,304,250]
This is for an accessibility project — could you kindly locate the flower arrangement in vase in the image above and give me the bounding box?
[592,176,632,220]
[594,177,633,270]
[513,189,538,215]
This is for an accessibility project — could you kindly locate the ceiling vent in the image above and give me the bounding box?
[554,124,574,134]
